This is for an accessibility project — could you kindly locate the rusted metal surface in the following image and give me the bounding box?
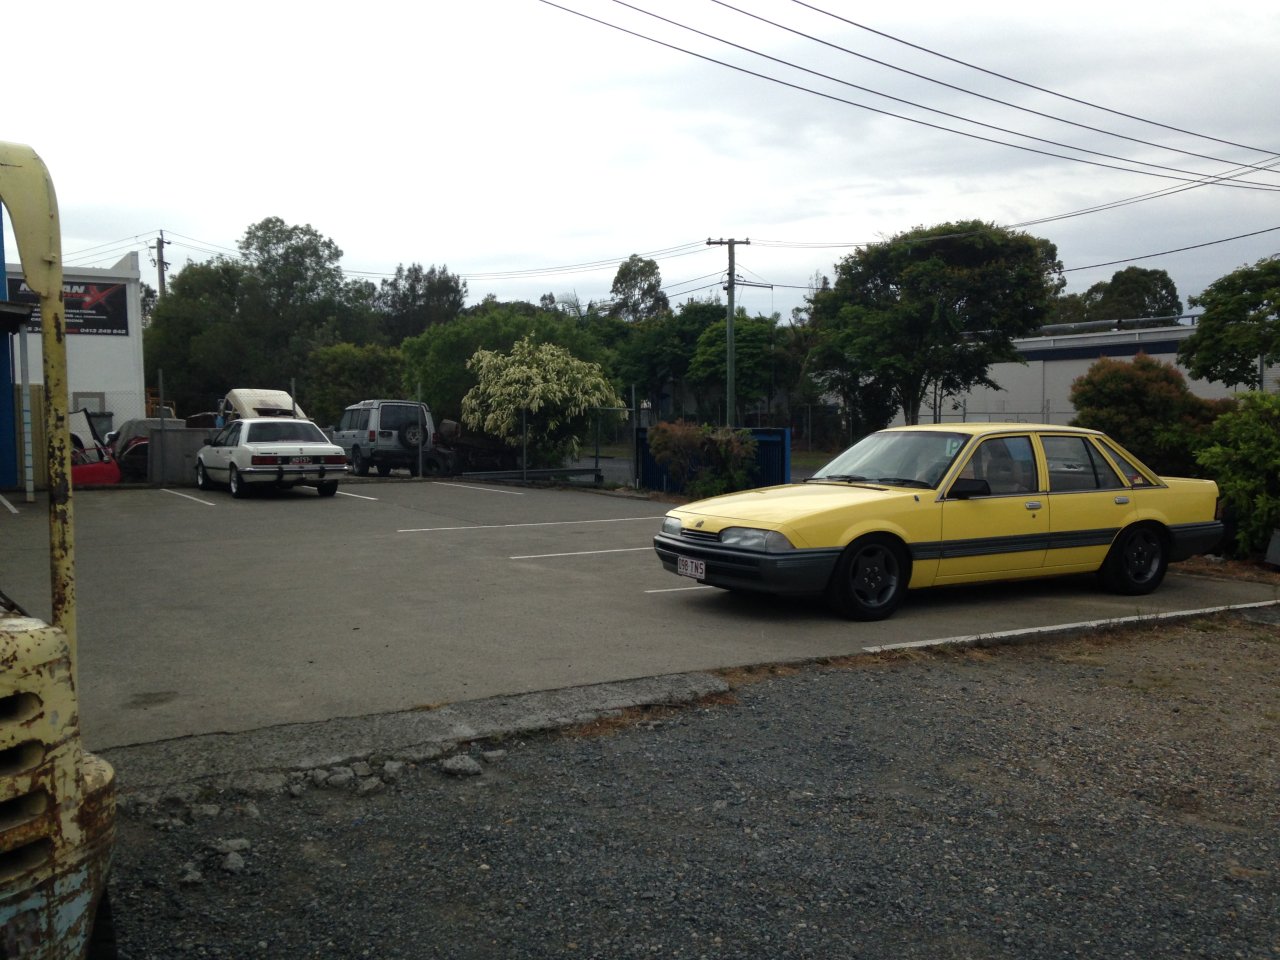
[1,143,111,958]
[0,141,77,662]
[0,609,116,959]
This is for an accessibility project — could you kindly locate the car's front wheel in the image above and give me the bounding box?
[827,535,909,621]
[1099,523,1168,595]
[229,465,247,499]
[195,460,210,491]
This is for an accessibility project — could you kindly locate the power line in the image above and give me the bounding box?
[1063,225,1280,272]
[790,0,1280,158]
[534,0,1280,191]
[698,0,1280,176]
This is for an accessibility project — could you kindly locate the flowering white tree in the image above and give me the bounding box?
[462,336,623,465]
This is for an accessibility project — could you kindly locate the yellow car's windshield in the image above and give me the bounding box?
[812,430,968,489]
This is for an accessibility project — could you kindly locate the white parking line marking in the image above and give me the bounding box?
[510,547,652,560]
[337,490,378,500]
[162,489,217,506]
[433,481,524,495]
[645,585,715,593]
[0,494,18,515]
[399,516,663,533]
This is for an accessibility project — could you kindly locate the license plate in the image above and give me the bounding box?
[677,557,705,580]
[290,456,313,465]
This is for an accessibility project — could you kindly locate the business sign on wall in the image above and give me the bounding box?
[6,276,129,335]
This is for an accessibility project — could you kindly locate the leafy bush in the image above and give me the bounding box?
[1195,391,1280,556]
[1069,353,1232,476]
[461,336,623,467]
[648,420,759,498]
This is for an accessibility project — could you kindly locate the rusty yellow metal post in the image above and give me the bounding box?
[0,142,76,661]
[1,141,114,960]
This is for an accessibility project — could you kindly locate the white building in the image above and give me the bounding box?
[4,251,147,422]
[933,321,1274,425]
[2,252,146,487]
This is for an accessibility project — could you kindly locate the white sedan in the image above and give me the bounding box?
[196,417,348,497]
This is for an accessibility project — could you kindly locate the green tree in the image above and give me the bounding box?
[461,335,623,466]
[401,301,614,421]
[238,216,346,310]
[809,220,1063,425]
[375,263,467,343]
[1178,257,1280,388]
[1195,391,1280,555]
[1046,291,1090,327]
[609,254,670,323]
[144,259,251,414]
[145,218,374,415]
[1068,353,1230,477]
[1089,267,1183,322]
[686,313,784,425]
[616,297,719,420]
[302,343,406,427]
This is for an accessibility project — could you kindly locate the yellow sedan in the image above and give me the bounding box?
[653,423,1223,620]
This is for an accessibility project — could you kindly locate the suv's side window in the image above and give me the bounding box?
[355,410,370,431]
[338,410,355,431]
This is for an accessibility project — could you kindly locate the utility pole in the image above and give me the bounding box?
[151,229,170,297]
[707,237,749,427]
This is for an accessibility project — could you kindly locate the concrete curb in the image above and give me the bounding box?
[100,672,729,793]
[862,598,1280,653]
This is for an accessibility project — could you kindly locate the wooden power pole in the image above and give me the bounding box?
[707,237,749,427]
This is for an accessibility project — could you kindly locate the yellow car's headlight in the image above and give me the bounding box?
[661,516,683,536]
[719,527,795,552]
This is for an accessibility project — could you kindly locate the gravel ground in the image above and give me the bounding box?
[106,609,1279,959]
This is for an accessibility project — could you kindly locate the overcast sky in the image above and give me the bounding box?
[4,0,1278,323]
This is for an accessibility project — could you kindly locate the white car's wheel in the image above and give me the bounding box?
[229,465,248,499]
[195,460,210,491]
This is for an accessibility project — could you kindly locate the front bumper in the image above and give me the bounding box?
[653,533,841,596]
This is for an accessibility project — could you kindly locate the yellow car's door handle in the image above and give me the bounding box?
[1114,496,1130,505]
[1025,501,1042,510]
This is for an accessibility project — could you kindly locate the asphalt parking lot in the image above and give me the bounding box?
[3,478,1276,752]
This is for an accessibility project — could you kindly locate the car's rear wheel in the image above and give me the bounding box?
[351,448,370,477]
[1099,523,1168,595]
[316,480,338,497]
[827,535,909,621]
[229,465,247,499]
[195,460,210,490]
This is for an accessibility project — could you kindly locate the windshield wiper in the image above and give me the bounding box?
[808,473,870,483]
[873,477,933,489]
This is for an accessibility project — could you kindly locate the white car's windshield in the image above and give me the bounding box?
[812,431,968,489]
[246,421,328,444]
